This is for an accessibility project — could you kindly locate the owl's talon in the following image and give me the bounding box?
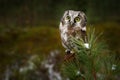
[65,49,71,54]
[70,50,74,54]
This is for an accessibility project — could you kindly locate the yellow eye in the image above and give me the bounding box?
[66,16,71,20]
[75,17,80,22]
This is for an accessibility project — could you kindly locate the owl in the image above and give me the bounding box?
[59,10,88,54]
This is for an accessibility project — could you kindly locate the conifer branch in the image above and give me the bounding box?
[62,27,118,80]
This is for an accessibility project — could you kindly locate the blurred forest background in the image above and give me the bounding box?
[0,0,120,80]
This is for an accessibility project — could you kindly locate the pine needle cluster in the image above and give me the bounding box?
[62,28,119,80]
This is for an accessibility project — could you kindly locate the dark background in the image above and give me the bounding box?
[0,0,120,26]
[0,0,120,79]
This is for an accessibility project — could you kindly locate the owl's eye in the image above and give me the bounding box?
[66,16,71,20]
[75,17,80,22]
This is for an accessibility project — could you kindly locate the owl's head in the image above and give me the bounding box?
[61,10,87,31]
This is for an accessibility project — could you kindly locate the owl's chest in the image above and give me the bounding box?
[61,27,81,42]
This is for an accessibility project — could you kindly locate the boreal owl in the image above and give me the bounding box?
[59,10,88,54]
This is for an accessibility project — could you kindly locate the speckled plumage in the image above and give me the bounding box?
[59,10,87,54]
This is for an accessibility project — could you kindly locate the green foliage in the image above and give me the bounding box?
[62,27,119,80]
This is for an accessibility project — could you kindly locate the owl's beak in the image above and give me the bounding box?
[70,21,74,27]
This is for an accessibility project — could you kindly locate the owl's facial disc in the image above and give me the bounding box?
[63,10,85,28]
